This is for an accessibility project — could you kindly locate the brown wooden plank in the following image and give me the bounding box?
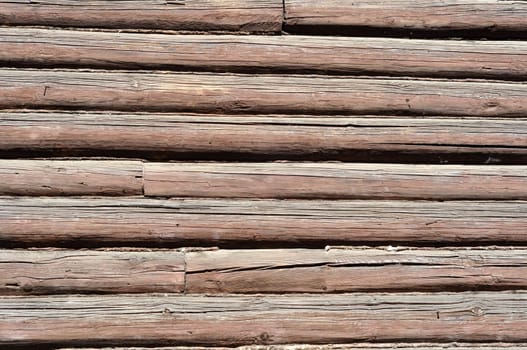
[2,69,527,116]
[1,112,526,159]
[0,249,184,295]
[144,163,527,200]
[2,28,527,79]
[0,160,143,196]
[0,0,282,33]
[1,197,525,246]
[186,247,527,293]
[284,0,527,33]
[57,344,527,350]
[3,247,527,295]
[2,292,527,346]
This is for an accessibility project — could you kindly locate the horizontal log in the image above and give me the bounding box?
[1,197,526,246]
[2,28,527,79]
[2,292,527,346]
[284,0,527,33]
[57,345,527,350]
[144,163,527,199]
[2,69,527,116]
[3,247,527,295]
[0,0,282,33]
[0,160,143,196]
[0,250,184,295]
[1,112,526,160]
[187,247,527,293]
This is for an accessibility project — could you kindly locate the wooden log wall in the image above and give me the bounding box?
[1,1,526,349]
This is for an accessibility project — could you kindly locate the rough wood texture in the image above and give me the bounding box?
[3,247,527,295]
[57,344,527,350]
[0,0,282,33]
[144,163,527,200]
[1,112,526,158]
[284,0,527,32]
[2,28,527,79]
[2,292,527,346]
[1,197,526,246]
[186,247,527,293]
[0,160,143,196]
[0,250,184,295]
[2,69,527,116]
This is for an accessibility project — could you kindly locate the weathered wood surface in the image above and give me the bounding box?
[185,247,527,293]
[0,160,143,196]
[4,160,527,199]
[2,69,527,116]
[0,0,282,33]
[144,163,527,200]
[57,344,527,350]
[0,249,185,295]
[1,112,526,158]
[2,28,527,79]
[2,292,527,346]
[284,0,527,32]
[1,197,526,246]
[3,247,527,295]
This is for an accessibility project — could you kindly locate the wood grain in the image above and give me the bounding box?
[284,0,527,32]
[2,292,527,346]
[144,162,527,200]
[2,28,527,79]
[2,69,527,116]
[3,247,527,295]
[0,160,143,196]
[0,249,184,295]
[1,197,526,246]
[186,247,527,293]
[0,0,282,33]
[1,112,526,158]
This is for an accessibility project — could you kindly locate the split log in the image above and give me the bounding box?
[2,28,527,79]
[2,69,527,116]
[0,0,282,33]
[2,292,527,346]
[186,247,527,293]
[1,112,526,160]
[284,0,527,34]
[3,247,527,295]
[1,197,526,246]
[144,162,527,199]
[0,249,184,295]
[0,160,143,196]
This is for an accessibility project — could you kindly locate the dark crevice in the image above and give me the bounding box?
[0,149,525,164]
[0,102,519,118]
[1,61,527,81]
[4,103,527,118]
[3,239,527,250]
[283,24,527,40]
[188,261,443,274]
[7,339,527,350]
[4,282,21,287]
